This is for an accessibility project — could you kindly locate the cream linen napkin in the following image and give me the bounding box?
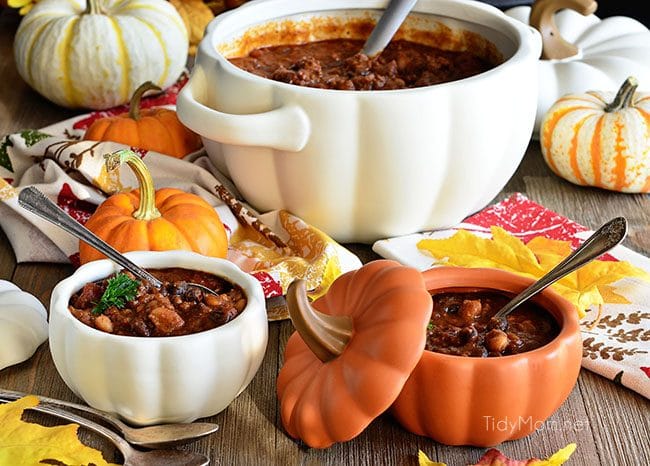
[0,75,361,314]
[373,193,650,399]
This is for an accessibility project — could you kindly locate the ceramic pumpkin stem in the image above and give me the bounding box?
[604,77,638,113]
[530,0,597,60]
[105,150,162,221]
[128,81,162,120]
[287,279,353,362]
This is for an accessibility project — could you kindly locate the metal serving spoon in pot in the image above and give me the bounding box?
[361,0,418,57]
[0,389,219,449]
[492,216,628,324]
[18,186,219,297]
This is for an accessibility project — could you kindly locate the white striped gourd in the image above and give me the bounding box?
[540,77,650,193]
[13,0,188,109]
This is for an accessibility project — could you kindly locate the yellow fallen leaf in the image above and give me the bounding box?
[418,227,650,318]
[0,396,117,466]
[418,229,543,278]
[418,449,446,466]
[529,443,577,465]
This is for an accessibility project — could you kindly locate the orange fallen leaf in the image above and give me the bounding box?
[417,227,650,318]
[0,396,117,466]
[418,443,576,466]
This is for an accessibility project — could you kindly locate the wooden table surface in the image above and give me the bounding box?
[1,7,649,466]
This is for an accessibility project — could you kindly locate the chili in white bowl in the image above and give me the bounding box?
[49,251,268,425]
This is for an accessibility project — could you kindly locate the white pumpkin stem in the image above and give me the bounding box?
[604,77,639,113]
[128,81,162,121]
[287,279,353,362]
[105,149,162,221]
[530,0,598,60]
[84,0,103,15]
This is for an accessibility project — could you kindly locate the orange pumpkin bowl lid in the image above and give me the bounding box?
[276,260,433,448]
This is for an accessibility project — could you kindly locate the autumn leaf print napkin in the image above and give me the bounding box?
[0,73,361,310]
[373,193,650,399]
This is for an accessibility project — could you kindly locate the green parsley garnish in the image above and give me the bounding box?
[92,273,139,315]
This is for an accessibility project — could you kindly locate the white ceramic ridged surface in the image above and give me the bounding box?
[178,0,542,242]
[506,6,650,137]
[48,251,268,425]
[0,280,48,371]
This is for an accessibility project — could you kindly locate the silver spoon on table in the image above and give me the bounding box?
[3,398,211,465]
[0,389,218,449]
[492,216,628,323]
[361,0,418,57]
[18,186,219,298]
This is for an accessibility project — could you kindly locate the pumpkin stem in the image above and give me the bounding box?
[287,279,353,363]
[84,0,103,15]
[105,149,162,221]
[128,81,162,121]
[529,0,597,60]
[604,77,639,113]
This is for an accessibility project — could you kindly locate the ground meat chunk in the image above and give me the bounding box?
[148,306,185,335]
[70,282,103,309]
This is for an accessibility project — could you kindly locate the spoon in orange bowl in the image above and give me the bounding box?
[492,216,628,324]
[18,186,219,298]
[361,0,418,57]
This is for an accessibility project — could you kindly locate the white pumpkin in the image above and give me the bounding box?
[506,0,650,137]
[14,0,188,109]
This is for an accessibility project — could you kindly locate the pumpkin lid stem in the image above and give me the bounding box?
[604,76,638,113]
[287,279,353,363]
[128,81,162,121]
[105,150,161,221]
[529,0,597,60]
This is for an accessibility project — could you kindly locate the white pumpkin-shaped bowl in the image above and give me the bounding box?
[506,0,650,137]
[0,280,48,371]
[177,0,542,243]
[49,251,268,425]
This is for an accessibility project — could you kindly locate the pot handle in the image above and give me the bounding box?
[176,68,311,152]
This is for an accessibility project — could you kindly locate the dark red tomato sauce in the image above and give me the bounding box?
[426,290,560,357]
[69,268,247,337]
[229,38,495,90]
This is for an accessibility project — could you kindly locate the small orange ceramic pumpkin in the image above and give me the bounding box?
[390,267,582,447]
[79,149,228,264]
[84,82,203,158]
[277,260,432,448]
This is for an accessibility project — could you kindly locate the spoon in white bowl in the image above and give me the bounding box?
[0,389,219,449]
[18,186,219,298]
[492,217,628,324]
[361,0,418,57]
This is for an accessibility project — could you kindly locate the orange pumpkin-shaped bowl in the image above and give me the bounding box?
[390,267,582,447]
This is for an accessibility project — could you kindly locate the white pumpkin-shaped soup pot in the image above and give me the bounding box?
[49,251,268,425]
[177,0,542,243]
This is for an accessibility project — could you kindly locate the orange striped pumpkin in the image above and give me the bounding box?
[540,77,650,193]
